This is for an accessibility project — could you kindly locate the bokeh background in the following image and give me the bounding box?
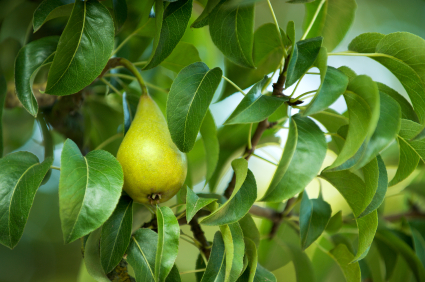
[1,0,425,281]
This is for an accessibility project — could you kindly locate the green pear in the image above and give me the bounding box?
[117,95,187,204]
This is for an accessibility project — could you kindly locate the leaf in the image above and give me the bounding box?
[45,0,115,96]
[14,36,59,117]
[85,229,110,282]
[410,226,425,269]
[261,114,327,202]
[284,243,316,282]
[239,214,260,247]
[225,76,286,125]
[191,0,220,28]
[349,32,425,124]
[303,0,357,52]
[200,231,226,282]
[209,1,255,68]
[155,206,180,282]
[33,0,74,32]
[253,264,276,282]
[113,0,127,31]
[329,244,361,282]
[220,223,245,282]
[327,75,380,170]
[167,62,222,152]
[100,195,133,274]
[127,229,157,282]
[143,0,193,70]
[166,265,182,282]
[59,139,123,244]
[0,152,52,249]
[325,211,342,233]
[303,48,349,116]
[285,37,323,87]
[413,127,425,141]
[186,187,217,223]
[299,192,332,249]
[0,75,6,158]
[161,42,201,73]
[390,119,425,185]
[200,110,220,185]
[200,159,257,226]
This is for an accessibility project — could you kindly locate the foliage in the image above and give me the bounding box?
[1,0,425,281]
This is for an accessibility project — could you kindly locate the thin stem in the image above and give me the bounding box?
[145,81,169,94]
[293,89,317,100]
[328,51,396,59]
[113,19,152,56]
[306,72,320,75]
[297,93,316,101]
[252,153,278,166]
[143,204,156,215]
[222,75,246,95]
[118,58,148,95]
[169,203,186,209]
[288,75,305,98]
[95,133,124,151]
[176,211,187,220]
[275,125,289,130]
[180,269,206,275]
[180,236,198,247]
[100,78,122,96]
[301,0,325,40]
[104,73,136,81]
[248,123,253,150]
[133,61,147,67]
[266,0,287,57]
[51,166,61,171]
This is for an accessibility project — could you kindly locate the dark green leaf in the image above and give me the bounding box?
[237,238,257,282]
[412,126,425,141]
[59,139,123,244]
[200,159,257,225]
[167,62,222,152]
[303,0,357,51]
[33,0,74,32]
[239,214,260,247]
[143,0,193,70]
[225,76,286,125]
[329,244,361,282]
[156,206,180,282]
[161,42,201,73]
[85,229,110,282]
[45,0,115,95]
[285,37,323,87]
[14,36,59,116]
[300,192,332,249]
[410,226,425,269]
[191,0,220,28]
[261,114,327,202]
[166,265,182,282]
[0,152,52,249]
[186,187,217,223]
[209,1,255,68]
[127,229,157,282]
[220,223,245,282]
[113,0,127,30]
[200,231,226,282]
[286,21,295,50]
[325,211,342,233]
[200,110,220,185]
[253,264,276,282]
[0,75,6,157]
[100,195,133,274]
[0,2,37,46]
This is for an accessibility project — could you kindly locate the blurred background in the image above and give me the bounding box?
[1,0,425,281]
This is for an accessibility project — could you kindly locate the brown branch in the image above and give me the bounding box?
[189,217,211,259]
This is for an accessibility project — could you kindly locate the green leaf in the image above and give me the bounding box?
[225,76,286,125]
[303,48,349,116]
[0,152,52,249]
[285,37,323,87]
[161,42,201,73]
[253,264,276,282]
[167,62,222,152]
[156,206,180,282]
[286,21,295,50]
[413,127,425,141]
[186,187,217,223]
[166,265,182,282]
[300,192,332,249]
[0,75,6,157]
[390,119,425,185]
[191,0,220,28]
[219,23,286,101]
[200,159,257,225]
[33,0,74,32]
[325,211,342,233]
[237,237,257,282]
[100,195,133,274]
[329,244,361,282]
[209,1,255,68]
[127,229,157,282]
[220,223,245,282]
[327,75,379,170]
[410,226,425,269]
[113,0,127,30]
[284,243,316,282]
[143,0,193,70]
[261,114,327,202]
[303,0,357,52]
[14,36,59,117]
[239,214,260,247]
[85,229,110,282]
[45,0,114,96]
[349,32,425,124]
[59,139,123,244]
[200,231,226,282]
[200,110,220,185]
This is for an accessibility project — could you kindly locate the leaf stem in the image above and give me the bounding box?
[252,153,278,166]
[50,166,61,171]
[301,0,325,40]
[94,133,124,151]
[306,72,320,75]
[248,123,253,150]
[288,74,305,98]
[112,19,152,56]
[222,75,246,96]
[266,0,287,57]
[104,73,136,81]
[118,58,148,95]
[100,78,122,96]
[292,89,317,101]
[328,51,395,59]
[180,269,206,275]
[133,61,147,67]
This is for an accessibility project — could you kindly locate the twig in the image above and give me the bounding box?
[189,217,211,259]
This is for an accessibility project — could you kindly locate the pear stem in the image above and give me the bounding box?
[118,58,148,96]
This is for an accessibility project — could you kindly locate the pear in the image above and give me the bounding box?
[117,95,187,204]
